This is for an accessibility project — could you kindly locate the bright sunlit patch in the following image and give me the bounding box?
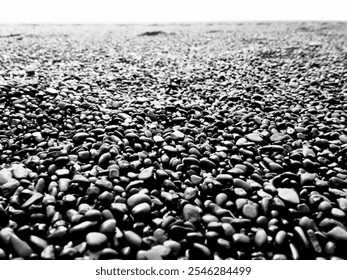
[0,0,346,23]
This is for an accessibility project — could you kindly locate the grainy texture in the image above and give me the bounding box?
[0,22,347,259]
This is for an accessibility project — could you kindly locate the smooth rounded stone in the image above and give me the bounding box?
[124,230,142,248]
[0,248,6,259]
[325,241,337,255]
[1,178,20,197]
[275,230,287,246]
[163,145,177,153]
[202,214,219,225]
[200,158,216,170]
[99,248,120,260]
[268,162,283,173]
[326,226,347,242]
[254,228,267,247]
[182,204,201,224]
[0,169,12,185]
[215,193,229,206]
[73,132,89,143]
[138,166,154,180]
[329,177,347,189]
[189,243,212,259]
[12,164,29,179]
[35,177,47,193]
[127,193,151,208]
[29,235,48,251]
[331,208,346,219]
[232,233,250,247]
[131,202,151,218]
[339,135,347,144]
[98,152,111,168]
[233,178,252,192]
[86,232,108,250]
[242,204,258,219]
[234,187,248,197]
[58,178,71,192]
[84,209,102,221]
[318,201,332,212]
[278,188,300,204]
[21,192,44,208]
[245,133,263,143]
[272,254,287,260]
[10,234,33,258]
[337,198,347,212]
[216,174,233,183]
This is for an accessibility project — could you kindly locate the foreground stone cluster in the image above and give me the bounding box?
[0,22,347,259]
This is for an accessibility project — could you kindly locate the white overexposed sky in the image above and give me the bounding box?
[0,0,346,23]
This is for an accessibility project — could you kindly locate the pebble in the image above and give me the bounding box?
[233,178,252,192]
[326,226,347,242]
[254,228,268,247]
[278,188,300,204]
[138,166,154,180]
[86,232,108,249]
[131,202,151,218]
[10,234,33,258]
[242,204,258,219]
[124,230,142,248]
[127,193,152,208]
[182,204,201,224]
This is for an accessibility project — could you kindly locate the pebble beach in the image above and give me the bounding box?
[0,22,347,260]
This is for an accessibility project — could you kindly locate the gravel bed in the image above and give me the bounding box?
[0,22,347,259]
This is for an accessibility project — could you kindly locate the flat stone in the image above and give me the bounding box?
[21,192,44,209]
[127,193,151,208]
[246,133,263,143]
[278,188,300,204]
